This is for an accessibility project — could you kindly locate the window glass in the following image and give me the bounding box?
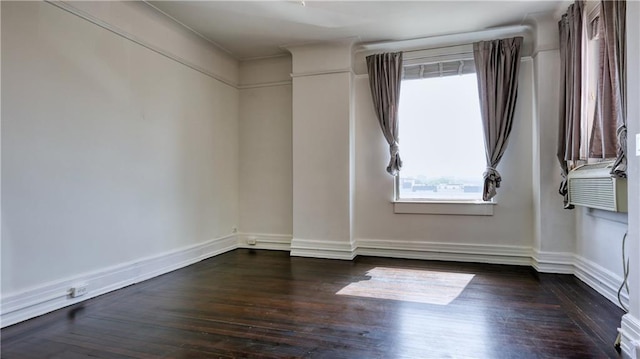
[397,73,486,201]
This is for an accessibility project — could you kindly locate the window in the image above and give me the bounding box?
[581,3,617,162]
[396,58,485,202]
[581,9,601,160]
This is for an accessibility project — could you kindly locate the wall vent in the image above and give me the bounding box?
[567,161,627,212]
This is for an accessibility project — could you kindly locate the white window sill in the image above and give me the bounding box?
[393,200,495,216]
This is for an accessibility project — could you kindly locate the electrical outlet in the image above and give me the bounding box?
[635,133,640,157]
[247,237,257,245]
[70,284,88,298]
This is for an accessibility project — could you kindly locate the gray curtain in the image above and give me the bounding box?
[557,1,583,209]
[366,52,403,176]
[473,37,523,201]
[601,0,627,177]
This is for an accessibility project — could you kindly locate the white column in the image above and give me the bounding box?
[530,13,576,272]
[285,39,357,259]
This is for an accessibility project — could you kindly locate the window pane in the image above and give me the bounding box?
[397,74,485,201]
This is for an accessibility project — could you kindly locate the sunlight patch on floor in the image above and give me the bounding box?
[336,267,475,305]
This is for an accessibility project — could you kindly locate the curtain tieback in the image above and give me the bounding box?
[610,125,628,178]
[617,125,627,149]
[483,167,501,188]
[386,143,402,176]
[482,166,501,202]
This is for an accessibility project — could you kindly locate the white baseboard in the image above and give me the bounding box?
[574,255,629,310]
[620,314,640,359]
[531,250,575,274]
[290,238,356,260]
[532,249,627,309]
[355,239,532,266]
[237,233,292,251]
[1,234,237,328]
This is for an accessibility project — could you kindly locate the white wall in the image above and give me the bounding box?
[1,0,239,312]
[621,0,640,356]
[64,1,238,85]
[532,48,577,257]
[238,56,293,239]
[292,73,353,244]
[576,209,628,276]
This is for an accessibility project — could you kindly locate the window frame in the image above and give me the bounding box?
[391,45,495,215]
[579,1,618,164]
[393,181,495,216]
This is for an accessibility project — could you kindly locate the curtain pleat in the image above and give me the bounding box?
[473,37,523,201]
[366,52,404,176]
[557,1,583,209]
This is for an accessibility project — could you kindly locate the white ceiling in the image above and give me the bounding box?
[148,1,567,60]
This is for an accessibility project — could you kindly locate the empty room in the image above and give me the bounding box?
[2,0,639,358]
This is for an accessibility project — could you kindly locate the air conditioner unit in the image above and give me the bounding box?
[567,161,627,212]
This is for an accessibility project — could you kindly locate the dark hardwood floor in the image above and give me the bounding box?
[2,249,625,358]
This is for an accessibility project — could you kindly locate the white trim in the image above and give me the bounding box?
[0,234,237,328]
[237,233,292,251]
[620,314,640,359]
[393,201,495,216]
[531,249,575,273]
[355,239,531,266]
[290,68,354,79]
[290,238,356,260]
[574,255,629,310]
[281,37,359,52]
[240,53,291,62]
[238,81,292,90]
[45,0,238,89]
[532,250,628,309]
